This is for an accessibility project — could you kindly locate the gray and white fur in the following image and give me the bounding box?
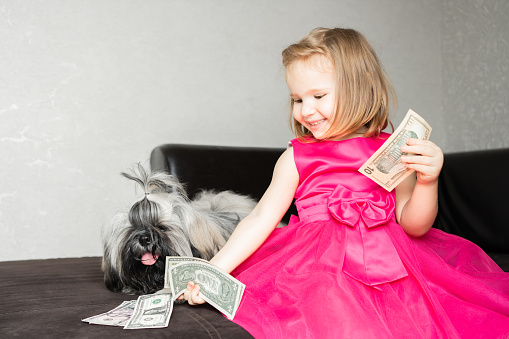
[101,165,256,295]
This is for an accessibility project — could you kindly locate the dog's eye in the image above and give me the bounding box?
[156,224,168,231]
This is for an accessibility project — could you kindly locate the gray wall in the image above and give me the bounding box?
[442,0,509,152]
[0,0,506,261]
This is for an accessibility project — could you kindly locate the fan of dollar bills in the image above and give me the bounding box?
[82,257,245,329]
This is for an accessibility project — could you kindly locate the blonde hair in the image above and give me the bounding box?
[282,27,396,140]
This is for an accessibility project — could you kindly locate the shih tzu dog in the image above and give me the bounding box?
[101,165,256,295]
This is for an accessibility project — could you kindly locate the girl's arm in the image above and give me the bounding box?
[210,147,299,273]
[395,138,444,237]
[183,147,299,304]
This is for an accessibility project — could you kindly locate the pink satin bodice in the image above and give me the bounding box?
[290,134,407,288]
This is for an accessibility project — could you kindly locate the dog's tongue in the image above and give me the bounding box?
[140,252,159,265]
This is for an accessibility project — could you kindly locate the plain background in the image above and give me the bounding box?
[1,0,508,261]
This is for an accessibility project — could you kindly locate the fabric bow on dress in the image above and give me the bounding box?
[327,186,408,288]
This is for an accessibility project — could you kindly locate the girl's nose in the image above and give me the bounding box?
[301,101,316,117]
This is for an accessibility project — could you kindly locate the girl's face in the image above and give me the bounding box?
[287,55,337,140]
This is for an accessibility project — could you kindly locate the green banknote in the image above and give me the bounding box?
[164,256,209,290]
[123,293,173,329]
[169,261,245,320]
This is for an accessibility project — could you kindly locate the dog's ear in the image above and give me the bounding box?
[102,259,124,293]
[122,163,187,197]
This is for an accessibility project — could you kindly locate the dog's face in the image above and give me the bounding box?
[102,166,200,295]
[102,194,202,295]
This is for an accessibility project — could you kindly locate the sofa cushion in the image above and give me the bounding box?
[433,148,509,253]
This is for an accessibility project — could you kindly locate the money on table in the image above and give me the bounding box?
[82,300,137,327]
[359,109,432,191]
[124,294,173,329]
[82,294,174,330]
[82,257,245,329]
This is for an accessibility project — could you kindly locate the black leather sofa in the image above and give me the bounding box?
[150,144,509,271]
[1,144,507,338]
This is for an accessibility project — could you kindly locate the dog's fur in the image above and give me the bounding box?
[101,165,256,295]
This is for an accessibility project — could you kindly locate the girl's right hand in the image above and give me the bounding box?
[400,138,443,186]
[177,281,206,305]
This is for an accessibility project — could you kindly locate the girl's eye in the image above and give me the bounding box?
[314,94,326,99]
[292,98,302,104]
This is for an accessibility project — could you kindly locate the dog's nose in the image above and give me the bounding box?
[139,235,151,246]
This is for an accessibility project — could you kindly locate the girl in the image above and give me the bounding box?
[180,28,509,338]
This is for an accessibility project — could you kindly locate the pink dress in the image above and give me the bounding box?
[231,135,509,338]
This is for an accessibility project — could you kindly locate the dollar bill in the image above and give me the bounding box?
[123,293,173,329]
[168,261,245,320]
[164,256,209,290]
[82,300,137,326]
[359,109,432,191]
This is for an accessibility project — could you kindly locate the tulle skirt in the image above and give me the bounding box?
[230,219,509,339]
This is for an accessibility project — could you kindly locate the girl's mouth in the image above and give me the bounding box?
[309,119,326,127]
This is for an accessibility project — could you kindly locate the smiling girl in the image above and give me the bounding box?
[180,27,509,338]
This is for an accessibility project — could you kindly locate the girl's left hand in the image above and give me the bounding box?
[177,281,206,305]
[400,138,443,186]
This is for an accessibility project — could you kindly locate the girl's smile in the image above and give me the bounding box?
[309,119,326,126]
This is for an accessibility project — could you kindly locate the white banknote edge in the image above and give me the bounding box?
[82,300,137,325]
[81,301,128,322]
